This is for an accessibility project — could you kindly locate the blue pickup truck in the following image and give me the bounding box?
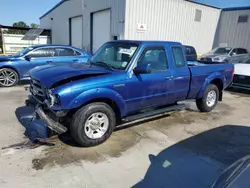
[26,40,234,146]
[0,44,89,87]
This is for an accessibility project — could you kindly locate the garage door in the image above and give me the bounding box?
[92,9,111,53]
[70,16,82,49]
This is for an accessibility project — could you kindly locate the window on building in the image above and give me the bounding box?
[238,15,248,23]
[139,48,168,72]
[172,47,186,68]
[194,9,202,22]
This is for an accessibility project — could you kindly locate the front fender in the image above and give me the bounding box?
[197,72,225,99]
[67,88,127,117]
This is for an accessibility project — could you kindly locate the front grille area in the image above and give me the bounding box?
[30,79,46,103]
[233,74,250,85]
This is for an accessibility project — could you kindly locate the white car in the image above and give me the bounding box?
[231,58,250,90]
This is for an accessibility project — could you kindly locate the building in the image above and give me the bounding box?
[214,7,250,53]
[40,0,250,55]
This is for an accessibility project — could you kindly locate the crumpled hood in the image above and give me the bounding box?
[29,63,112,88]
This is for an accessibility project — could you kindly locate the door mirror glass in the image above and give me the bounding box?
[134,63,151,74]
[24,55,31,61]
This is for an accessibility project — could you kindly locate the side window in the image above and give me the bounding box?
[29,48,54,58]
[238,48,248,54]
[139,48,168,72]
[172,47,186,67]
[55,48,75,56]
[230,48,237,55]
[75,50,82,56]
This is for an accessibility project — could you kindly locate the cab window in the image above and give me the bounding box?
[172,47,186,67]
[138,47,168,72]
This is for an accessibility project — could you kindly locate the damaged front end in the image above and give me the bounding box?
[22,92,68,142]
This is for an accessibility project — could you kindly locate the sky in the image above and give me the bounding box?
[0,0,250,26]
[0,0,60,26]
[194,0,250,8]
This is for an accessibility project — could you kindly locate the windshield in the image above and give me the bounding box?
[209,47,232,55]
[90,42,139,70]
[13,47,33,57]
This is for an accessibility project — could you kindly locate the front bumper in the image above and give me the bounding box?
[35,107,67,134]
[22,96,68,141]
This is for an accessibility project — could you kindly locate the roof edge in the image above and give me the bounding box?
[222,6,250,11]
[39,0,69,19]
[185,0,220,10]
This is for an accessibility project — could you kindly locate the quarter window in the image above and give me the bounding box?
[55,48,75,56]
[172,47,186,67]
[139,48,168,72]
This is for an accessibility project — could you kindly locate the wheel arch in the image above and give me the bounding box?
[66,88,127,119]
[197,72,225,101]
[0,65,20,78]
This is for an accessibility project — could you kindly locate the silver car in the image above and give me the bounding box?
[200,47,249,64]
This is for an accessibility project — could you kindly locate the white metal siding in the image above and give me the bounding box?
[82,0,126,51]
[214,10,250,53]
[40,0,83,46]
[92,10,111,52]
[71,16,83,49]
[125,0,221,55]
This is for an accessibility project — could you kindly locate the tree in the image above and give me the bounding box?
[30,23,39,29]
[4,21,29,35]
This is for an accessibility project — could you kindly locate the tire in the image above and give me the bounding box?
[71,102,116,147]
[196,84,219,112]
[0,68,19,87]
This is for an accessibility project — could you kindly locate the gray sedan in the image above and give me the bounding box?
[200,47,249,64]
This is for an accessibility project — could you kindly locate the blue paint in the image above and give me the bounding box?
[29,40,234,119]
[0,44,90,81]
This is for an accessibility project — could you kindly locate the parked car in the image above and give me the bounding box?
[231,57,250,90]
[200,47,249,64]
[184,45,197,61]
[0,44,90,87]
[213,155,250,188]
[25,40,234,147]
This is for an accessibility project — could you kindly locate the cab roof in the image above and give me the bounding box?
[109,40,182,46]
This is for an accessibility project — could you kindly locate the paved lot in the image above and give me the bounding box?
[0,86,250,188]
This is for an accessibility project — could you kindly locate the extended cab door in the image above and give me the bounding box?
[126,46,174,113]
[170,46,191,102]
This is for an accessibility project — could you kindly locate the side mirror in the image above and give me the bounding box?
[134,63,151,74]
[231,52,237,56]
[24,55,31,61]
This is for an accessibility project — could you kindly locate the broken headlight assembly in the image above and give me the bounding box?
[47,89,61,107]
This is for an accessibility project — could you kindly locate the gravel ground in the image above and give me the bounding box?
[0,86,250,188]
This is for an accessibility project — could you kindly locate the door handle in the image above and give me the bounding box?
[47,61,53,63]
[165,76,173,80]
[73,59,79,62]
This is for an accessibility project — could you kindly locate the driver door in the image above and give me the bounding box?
[126,47,174,113]
[21,48,55,77]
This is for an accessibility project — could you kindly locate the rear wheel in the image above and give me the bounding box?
[196,84,219,112]
[0,68,19,87]
[71,102,116,147]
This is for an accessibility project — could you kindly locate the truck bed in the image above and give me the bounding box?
[187,61,234,99]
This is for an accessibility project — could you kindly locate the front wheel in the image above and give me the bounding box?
[71,102,116,147]
[196,84,219,112]
[0,68,19,87]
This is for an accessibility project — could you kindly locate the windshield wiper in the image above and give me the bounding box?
[90,61,114,71]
